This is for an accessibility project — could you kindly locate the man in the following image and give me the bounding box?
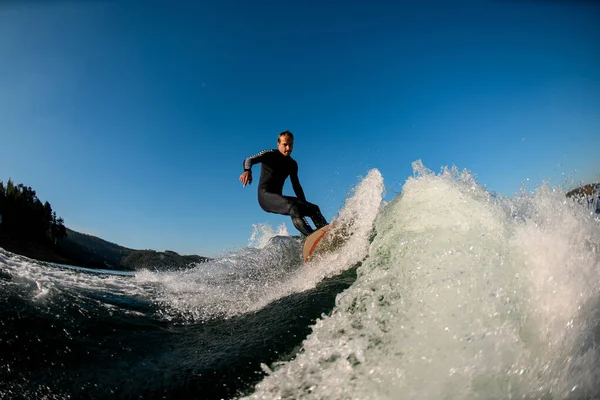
[239,130,328,236]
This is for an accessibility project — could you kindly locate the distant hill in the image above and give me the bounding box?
[566,183,600,199]
[566,182,600,214]
[0,177,210,271]
[56,228,210,271]
[57,228,130,268]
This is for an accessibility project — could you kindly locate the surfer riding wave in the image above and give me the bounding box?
[239,130,328,236]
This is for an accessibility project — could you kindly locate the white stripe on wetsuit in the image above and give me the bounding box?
[243,149,274,171]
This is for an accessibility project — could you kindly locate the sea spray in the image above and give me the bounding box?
[506,182,600,399]
[138,169,385,322]
[248,223,290,249]
[243,162,600,400]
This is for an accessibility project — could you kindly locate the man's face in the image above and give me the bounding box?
[277,135,294,156]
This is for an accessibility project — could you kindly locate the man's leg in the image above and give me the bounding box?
[309,206,328,229]
[289,201,328,236]
[258,192,327,236]
[298,201,328,229]
[289,205,314,236]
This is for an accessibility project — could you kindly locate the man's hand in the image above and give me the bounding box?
[239,171,252,187]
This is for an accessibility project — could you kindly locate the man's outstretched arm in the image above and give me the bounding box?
[239,149,271,187]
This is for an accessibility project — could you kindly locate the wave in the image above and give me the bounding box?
[134,169,385,322]
[244,161,600,400]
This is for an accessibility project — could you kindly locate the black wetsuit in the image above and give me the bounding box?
[243,149,327,236]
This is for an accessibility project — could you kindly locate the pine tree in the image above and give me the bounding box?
[0,177,68,244]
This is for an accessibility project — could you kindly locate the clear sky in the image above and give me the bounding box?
[1,0,599,256]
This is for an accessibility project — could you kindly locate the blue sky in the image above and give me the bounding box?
[1,0,598,256]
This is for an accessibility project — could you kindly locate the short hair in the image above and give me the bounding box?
[278,130,294,142]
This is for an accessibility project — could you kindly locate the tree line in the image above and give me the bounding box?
[0,178,67,244]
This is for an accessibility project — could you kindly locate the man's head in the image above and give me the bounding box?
[277,130,294,156]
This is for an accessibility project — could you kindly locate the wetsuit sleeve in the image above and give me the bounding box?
[242,150,271,171]
[290,161,307,202]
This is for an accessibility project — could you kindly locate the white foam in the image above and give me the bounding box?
[248,223,291,249]
[139,169,385,321]
[243,161,600,400]
[0,248,146,305]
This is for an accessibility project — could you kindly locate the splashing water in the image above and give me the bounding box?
[2,162,598,400]
[248,223,291,249]
[135,169,385,322]
[243,161,600,400]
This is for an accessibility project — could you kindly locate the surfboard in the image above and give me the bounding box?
[302,224,332,262]
[302,222,350,262]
